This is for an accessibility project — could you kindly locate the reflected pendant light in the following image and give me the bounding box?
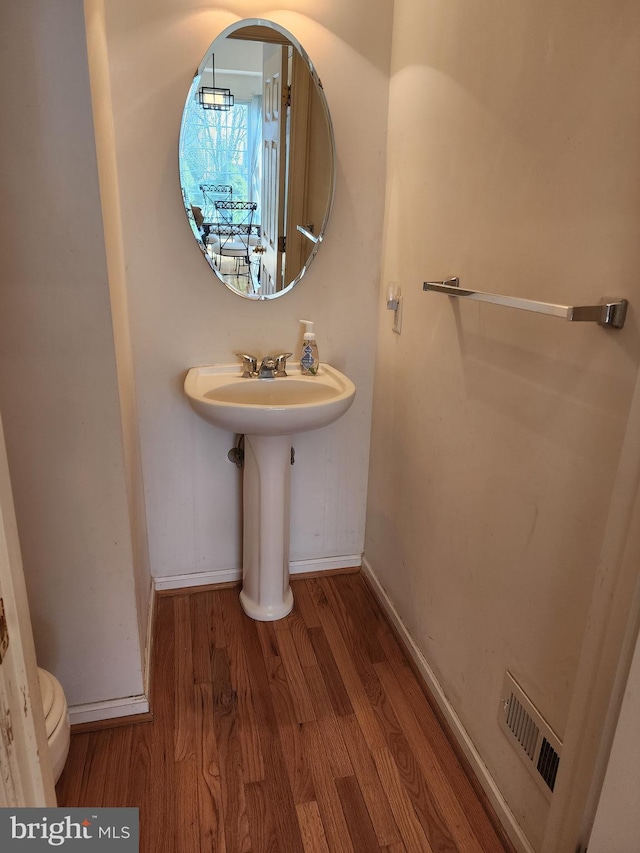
[198,53,234,111]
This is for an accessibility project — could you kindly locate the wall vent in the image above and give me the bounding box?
[499,671,562,800]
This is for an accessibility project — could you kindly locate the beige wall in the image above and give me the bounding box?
[0,0,146,709]
[365,0,640,848]
[98,0,391,582]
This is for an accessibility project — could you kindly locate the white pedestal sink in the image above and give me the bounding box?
[184,363,356,620]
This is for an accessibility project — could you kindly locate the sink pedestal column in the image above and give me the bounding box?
[239,434,294,621]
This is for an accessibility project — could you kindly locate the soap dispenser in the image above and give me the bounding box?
[299,319,320,375]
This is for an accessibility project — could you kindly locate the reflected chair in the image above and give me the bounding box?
[211,200,260,277]
[199,183,233,222]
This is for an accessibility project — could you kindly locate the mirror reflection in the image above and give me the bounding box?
[179,21,335,300]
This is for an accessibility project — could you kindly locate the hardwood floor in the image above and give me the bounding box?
[57,573,514,852]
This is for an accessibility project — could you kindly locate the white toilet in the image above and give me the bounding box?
[38,667,70,783]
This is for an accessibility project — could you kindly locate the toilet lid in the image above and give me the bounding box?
[38,668,67,737]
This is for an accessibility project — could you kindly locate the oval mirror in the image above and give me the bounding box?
[179,20,335,300]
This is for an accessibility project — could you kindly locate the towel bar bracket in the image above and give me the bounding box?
[422,277,628,329]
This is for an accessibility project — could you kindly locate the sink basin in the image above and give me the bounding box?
[184,363,355,436]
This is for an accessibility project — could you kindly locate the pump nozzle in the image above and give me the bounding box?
[299,319,315,339]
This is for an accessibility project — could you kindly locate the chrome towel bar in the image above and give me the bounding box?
[296,224,319,244]
[423,277,628,329]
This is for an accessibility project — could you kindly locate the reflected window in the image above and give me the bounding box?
[179,98,262,224]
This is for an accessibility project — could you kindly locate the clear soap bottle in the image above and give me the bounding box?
[299,319,319,375]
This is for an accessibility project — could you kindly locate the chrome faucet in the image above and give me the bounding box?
[259,352,293,378]
[258,356,278,379]
[237,352,292,379]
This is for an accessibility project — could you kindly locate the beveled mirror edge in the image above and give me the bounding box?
[180,17,336,301]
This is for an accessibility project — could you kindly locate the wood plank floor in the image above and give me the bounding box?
[56,573,514,852]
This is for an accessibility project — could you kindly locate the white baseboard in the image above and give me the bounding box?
[68,695,150,726]
[153,567,240,591]
[361,556,534,853]
[290,554,361,574]
[152,554,362,592]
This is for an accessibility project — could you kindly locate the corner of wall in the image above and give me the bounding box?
[84,0,153,664]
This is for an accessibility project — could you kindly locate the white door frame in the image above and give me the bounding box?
[260,43,288,293]
[542,364,640,852]
[0,412,56,807]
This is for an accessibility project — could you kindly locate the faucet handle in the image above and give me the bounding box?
[236,353,257,378]
[275,353,293,377]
